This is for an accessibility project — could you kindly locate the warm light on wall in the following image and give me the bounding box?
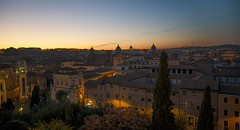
[19,107,23,112]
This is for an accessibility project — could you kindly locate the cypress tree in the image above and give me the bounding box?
[197,85,214,130]
[30,86,40,108]
[1,98,14,111]
[152,51,176,130]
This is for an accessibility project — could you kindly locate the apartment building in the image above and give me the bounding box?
[84,70,221,129]
[50,68,84,103]
[218,86,240,130]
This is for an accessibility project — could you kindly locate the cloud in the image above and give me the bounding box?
[93,40,132,48]
[140,29,177,35]
[94,42,117,48]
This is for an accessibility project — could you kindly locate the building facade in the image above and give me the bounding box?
[218,86,240,130]
[50,69,84,103]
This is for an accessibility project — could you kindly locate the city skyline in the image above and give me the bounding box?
[1,43,240,51]
[0,0,240,49]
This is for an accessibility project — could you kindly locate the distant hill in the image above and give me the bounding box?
[167,44,240,50]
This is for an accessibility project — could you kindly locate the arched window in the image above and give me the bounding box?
[235,122,239,130]
[224,121,228,130]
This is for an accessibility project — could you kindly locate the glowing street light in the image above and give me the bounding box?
[19,107,23,112]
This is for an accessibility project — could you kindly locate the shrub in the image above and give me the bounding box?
[2,120,29,130]
[32,102,66,123]
[55,90,68,103]
[32,119,74,130]
[80,107,151,129]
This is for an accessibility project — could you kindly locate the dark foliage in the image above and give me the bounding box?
[32,102,66,123]
[1,120,29,130]
[0,98,15,128]
[1,98,15,111]
[152,51,176,130]
[197,85,214,130]
[55,90,68,103]
[32,102,103,128]
[30,86,40,108]
[0,110,13,128]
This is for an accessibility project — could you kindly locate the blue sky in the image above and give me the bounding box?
[0,0,239,49]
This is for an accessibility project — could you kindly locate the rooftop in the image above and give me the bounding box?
[178,79,219,91]
[214,68,240,77]
[219,86,240,95]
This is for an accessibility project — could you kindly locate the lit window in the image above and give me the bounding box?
[192,91,196,96]
[182,102,187,108]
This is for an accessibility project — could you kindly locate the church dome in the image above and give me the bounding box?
[90,47,94,54]
[151,44,156,50]
[116,44,121,54]
[129,45,133,50]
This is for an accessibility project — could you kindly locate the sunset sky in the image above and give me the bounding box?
[0,0,240,50]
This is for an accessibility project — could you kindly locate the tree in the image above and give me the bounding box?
[152,51,176,130]
[1,98,15,111]
[55,90,68,103]
[2,120,29,130]
[30,86,40,108]
[33,119,74,130]
[197,85,214,130]
[80,107,151,129]
[65,103,76,127]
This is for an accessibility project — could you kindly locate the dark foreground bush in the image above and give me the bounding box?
[2,120,29,130]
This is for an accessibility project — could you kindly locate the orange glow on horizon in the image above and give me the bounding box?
[1,41,228,50]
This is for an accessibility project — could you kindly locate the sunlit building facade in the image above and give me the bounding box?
[218,86,240,130]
